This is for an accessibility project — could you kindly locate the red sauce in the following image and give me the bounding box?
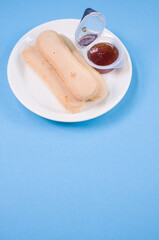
[87,42,119,66]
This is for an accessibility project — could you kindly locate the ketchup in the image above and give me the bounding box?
[87,42,119,66]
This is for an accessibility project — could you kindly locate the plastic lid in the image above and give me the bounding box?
[75,8,106,49]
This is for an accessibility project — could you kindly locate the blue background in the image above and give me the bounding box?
[0,0,159,239]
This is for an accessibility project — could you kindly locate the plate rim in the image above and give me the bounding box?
[7,18,132,123]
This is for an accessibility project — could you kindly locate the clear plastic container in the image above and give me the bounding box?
[75,8,125,72]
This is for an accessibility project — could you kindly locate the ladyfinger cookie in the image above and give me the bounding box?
[36,30,99,101]
[22,46,84,113]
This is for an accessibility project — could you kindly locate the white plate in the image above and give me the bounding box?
[7,19,132,122]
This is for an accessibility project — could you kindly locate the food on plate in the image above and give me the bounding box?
[22,30,108,113]
[22,46,84,113]
[36,30,100,101]
[60,34,108,99]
